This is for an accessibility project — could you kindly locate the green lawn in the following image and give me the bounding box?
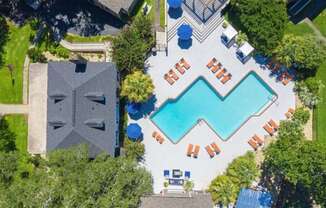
[4,115,28,153]
[0,22,32,104]
[284,22,315,36]
[64,33,113,43]
[313,10,326,37]
[314,61,326,143]
[160,0,165,28]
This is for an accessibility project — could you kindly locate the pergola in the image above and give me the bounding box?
[183,0,226,22]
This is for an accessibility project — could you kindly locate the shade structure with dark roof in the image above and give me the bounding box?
[46,61,119,157]
[126,102,141,115]
[126,123,142,140]
[177,24,193,40]
[92,0,140,18]
[168,0,183,8]
[236,188,273,208]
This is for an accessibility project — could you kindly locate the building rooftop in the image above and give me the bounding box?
[95,0,138,14]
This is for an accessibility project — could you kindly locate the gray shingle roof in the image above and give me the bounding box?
[140,193,214,208]
[46,61,118,157]
[96,0,138,14]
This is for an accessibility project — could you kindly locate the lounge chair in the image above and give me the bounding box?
[272,63,281,72]
[205,145,215,158]
[282,73,293,85]
[157,134,164,144]
[248,139,258,150]
[210,142,221,154]
[193,145,200,158]
[268,119,279,130]
[180,58,190,69]
[164,74,174,85]
[263,124,274,136]
[285,108,295,119]
[221,73,231,84]
[266,60,274,70]
[288,108,295,114]
[211,63,222,73]
[152,131,158,138]
[216,68,226,79]
[175,63,185,75]
[169,69,179,81]
[164,170,170,178]
[207,57,217,68]
[253,134,264,146]
[187,144,193,157]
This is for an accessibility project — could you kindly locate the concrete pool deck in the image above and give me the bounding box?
[130,11,295,194]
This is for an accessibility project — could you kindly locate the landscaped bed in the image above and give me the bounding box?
[64,33,112,43]
[0,22,32,103]
[284,22,314,36]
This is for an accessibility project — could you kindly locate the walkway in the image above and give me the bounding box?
[0,104,29,115]
[303,18,326,45]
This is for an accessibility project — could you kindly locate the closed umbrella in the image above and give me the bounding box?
[177,24,193,40]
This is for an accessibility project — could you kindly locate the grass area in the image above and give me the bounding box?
[313,10,326,37]
[64,33,113,43]
[0,22,32,104]
[4,115,28,154]
[159,0,165,28]
[133,0,155,20]
[313,61,326,143]
[284,22,315,37]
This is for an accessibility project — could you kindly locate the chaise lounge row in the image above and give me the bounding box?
[205,142,221,158]
[152,131,164,144]
[263,119,279,136]
[207,57,232,84]
[187,144,200,158]
[248,134,264,151]
[164,58,191,85]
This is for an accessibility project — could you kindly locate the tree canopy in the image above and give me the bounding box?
[0,145,152,207]
[230,0,288,55]
[121,71,154,103]
[274,34,326,70]
[0,118,16,152]
[294,77,324,108]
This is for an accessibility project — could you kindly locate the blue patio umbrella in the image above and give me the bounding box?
[126,102,141,115]
[168,0,182,8]
[126,123,142,140]
[177,24,193,40]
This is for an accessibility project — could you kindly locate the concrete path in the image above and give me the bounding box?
[23,56,30,105]
[0,104,29,115]
[303,18,326,45]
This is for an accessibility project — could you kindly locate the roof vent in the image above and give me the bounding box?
[84,92,105,104]
[84,119,105,130]
[49,91,66,103]
[48,120,66,129]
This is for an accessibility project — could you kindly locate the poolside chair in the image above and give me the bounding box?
[282,73,293,86]
[207,57,217,68]
[253,134,264,146]
[268,119,279,130]
[205,145,215,158]
[169,69,179,81]
[193,145,200,158]
[185,171,191,179]
[180,58,190,69]
[164,74,174,85]
[187,144,193,157]
[164,170,170,179]
[272,63,281,72]
[285,108,295,118]
[266,60,274,70]
[210,142,221,154]
[263,124,275,136]
[221,73,232,84]
[216,68,226,79]
[248,139,258,151]
[157,134,164,144]
[211,63,222,73]
[175,63,185,75]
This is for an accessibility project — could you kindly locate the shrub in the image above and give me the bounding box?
[28,48,46,63]
[295,77,324,108]
[235,31,248,46]
[0,118,16,152]
[292,107,310,125]
[123,138,145,161]
[209,175,238,206]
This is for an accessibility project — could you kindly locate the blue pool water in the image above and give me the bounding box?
[151,72,276,143]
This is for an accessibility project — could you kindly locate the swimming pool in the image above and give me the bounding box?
[150,72,276,143]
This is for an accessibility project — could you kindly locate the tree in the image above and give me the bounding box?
[123,138,145,161]
[183,180,194,192]
[132,14,154,47]
[235,31,248,46]
[294,77,324,108]
[292,107,310,125]
[0,151,18,186]
[0,118,16,152]
[226,151,259,188]
[209,175,238,206]
[121,71,154,103]
[274,34,326,70]
[112,27,148,71]
[230,0,288,55]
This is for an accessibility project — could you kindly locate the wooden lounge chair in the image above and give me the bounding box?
[152,131,158,138]
[175,63,185,74]
[266,60,274,70]
[210,142,221,154]
[157,135,164,144]
[272,63,281,72]
[268,119,279,130]
[193,145,200,158]
[169,69,179,81]
[285,108,295,119]
[248,139,258,150]
[180,58,190,69]
[253,134,264,146]
[187,144,193,157]
[282,73,293,85]
[205,145,215,158]
[164,74,174,85]
[288,108,295,114]
[221,74,231,84]
[216,68,226,79]
[263,124,274,136]
[211,63,222,73]
[207,58,217,68]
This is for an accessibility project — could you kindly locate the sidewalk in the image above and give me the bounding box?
[0,104,29,115]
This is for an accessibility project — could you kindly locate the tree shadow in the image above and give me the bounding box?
[0,17,9,68]
[178,38,192,49]
[168,7,183,19]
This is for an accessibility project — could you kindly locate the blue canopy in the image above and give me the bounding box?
[168,0,182,8]
[126,102,141,115]
[177,24,193,40]
[236,188,272,208]
[126,123,142,140]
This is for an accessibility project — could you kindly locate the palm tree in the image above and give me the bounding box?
[121,71,154,103]
[209,175,237,206]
